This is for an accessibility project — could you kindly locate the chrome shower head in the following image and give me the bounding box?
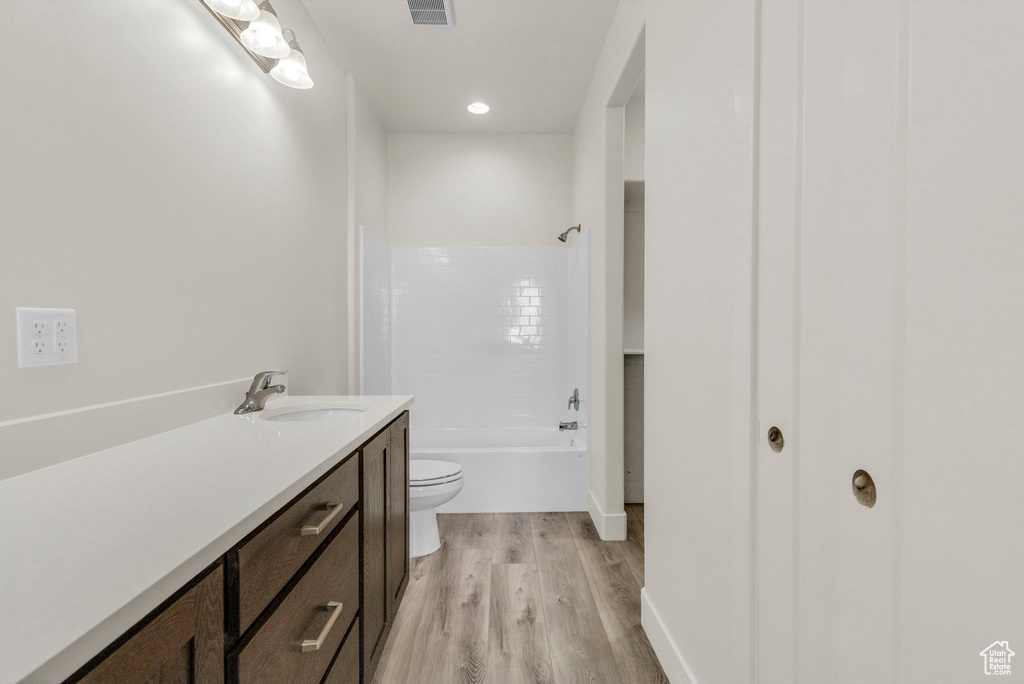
[558,224,582,243]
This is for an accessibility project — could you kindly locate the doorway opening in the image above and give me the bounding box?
[623,82,645,505]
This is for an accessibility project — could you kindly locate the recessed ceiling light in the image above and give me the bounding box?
[467,102,490,114]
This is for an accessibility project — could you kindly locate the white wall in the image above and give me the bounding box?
[624,97,646,182]
[388,134,573,247]
[349,80,389,243]
[574,36,638,544]
[567,231,590,453]
[347,77,389,393]
[644,4,757,682]
[575,2,757,682]
[0,0,350,480]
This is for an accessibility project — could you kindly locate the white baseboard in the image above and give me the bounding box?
[641,588,699,684]
[588,489,627,540]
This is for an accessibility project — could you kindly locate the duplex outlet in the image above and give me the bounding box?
[17,308,78,368]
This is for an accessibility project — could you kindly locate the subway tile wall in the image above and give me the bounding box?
[391,246,571,430]
[360,227,391,395]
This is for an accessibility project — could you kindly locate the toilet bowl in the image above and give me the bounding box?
[409,459,464,558]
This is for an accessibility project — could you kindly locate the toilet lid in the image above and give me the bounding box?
[410,459,463,485]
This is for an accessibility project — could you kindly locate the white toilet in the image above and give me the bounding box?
[408,459,464,558]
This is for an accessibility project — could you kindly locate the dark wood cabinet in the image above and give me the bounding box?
[386,412,410,624]
[231,514,359,684]
[232,453,359,637]
[360,428,389,680]
[68,565,223,684]
[64,411,410,684]
[322,619,360,684]
[360,411,410,684]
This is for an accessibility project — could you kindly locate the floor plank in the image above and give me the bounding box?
[492,513,536,564]
[435,548,492,684]
[531,513,623,684]
[439,513,495,550]
[565,511,601,542]
[372,549,445,683]
[376,510,659,684]
[487,563,554,684]
[567,512,668,684]
[374,547,491,684]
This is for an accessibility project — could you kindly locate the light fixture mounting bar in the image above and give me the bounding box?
[200,1,273,73]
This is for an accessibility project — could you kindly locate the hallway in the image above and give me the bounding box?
[373,506,663,684]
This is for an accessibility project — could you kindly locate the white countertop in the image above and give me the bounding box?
[0,394,413,684]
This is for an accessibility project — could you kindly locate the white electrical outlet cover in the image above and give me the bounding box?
[16,308,77,367]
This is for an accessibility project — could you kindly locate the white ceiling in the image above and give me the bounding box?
[305,0,620,134]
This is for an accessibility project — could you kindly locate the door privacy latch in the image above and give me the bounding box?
[852,469,876,508]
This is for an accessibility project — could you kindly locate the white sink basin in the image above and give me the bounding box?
[259,403,368,422]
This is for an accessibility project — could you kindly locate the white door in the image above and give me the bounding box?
[757,2,1024,683]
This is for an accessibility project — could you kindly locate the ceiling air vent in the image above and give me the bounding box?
[407,0,454,26]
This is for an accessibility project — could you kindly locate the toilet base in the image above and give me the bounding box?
[410,507,441,558]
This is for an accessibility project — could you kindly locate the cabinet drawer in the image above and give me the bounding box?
[68,565,223,684]
[323,618,360,684]
[236,453,358,634]
[235,513,359,684]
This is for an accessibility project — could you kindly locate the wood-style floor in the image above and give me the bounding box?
[372,504,666,684]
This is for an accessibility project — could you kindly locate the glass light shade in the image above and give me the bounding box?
[204,0,259,22]
[271,46,313,89]
[240,8,289,58]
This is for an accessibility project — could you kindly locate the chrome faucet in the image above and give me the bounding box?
[568,388,580,411]
[235,371,287,414]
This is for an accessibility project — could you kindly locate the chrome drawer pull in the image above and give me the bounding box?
[301,601,343,653]
[300,502,344,536]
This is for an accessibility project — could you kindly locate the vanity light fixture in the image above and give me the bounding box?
[239,1,290,59]
[467,102,490,114]
[271,30,314,89]
[201,0,315,89]
[203,0,259,22]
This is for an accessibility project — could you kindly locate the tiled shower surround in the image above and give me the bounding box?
[393,246,569,430]
[360,228,391,396]
[361,241,588,433]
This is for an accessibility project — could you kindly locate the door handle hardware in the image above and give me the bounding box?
[300,502,344,536]
[767,426,785,453]
[301,601,343,652]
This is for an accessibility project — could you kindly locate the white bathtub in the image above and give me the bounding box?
[410,427,588,513]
